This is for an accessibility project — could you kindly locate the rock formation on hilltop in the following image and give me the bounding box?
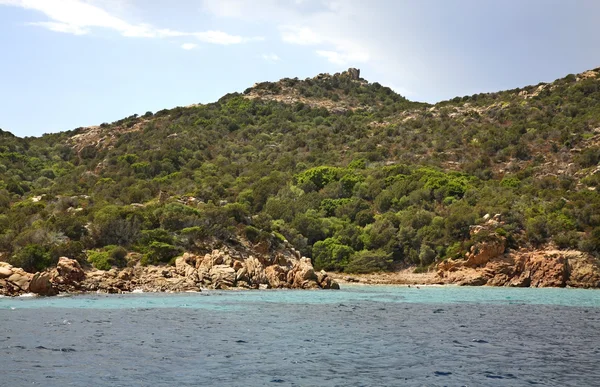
[346,68,360,80]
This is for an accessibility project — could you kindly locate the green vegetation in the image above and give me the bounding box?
[1,68,600,273]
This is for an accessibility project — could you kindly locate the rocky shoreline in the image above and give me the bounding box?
[0,247,339,297]
[333,217,600,288]
[329,248,600,288]
[436,215,600,288]
[2,227,600,297]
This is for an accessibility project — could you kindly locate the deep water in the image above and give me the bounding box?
[2,286,600,386]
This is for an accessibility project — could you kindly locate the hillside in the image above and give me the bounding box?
[0,67,599,279]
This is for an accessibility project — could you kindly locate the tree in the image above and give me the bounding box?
[313,238,354,271]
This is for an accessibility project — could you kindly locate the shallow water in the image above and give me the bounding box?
[2,286,600,386]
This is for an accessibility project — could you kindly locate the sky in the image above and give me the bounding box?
[1,0,600,137]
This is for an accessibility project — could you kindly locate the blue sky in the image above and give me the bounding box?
[1,0,599,137]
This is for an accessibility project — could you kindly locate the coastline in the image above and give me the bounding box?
[4,244,600,298]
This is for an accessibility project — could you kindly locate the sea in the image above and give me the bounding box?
[2,285,600,386]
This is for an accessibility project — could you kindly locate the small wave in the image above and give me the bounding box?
[131,289,144,294]
[35,346,76,352]
[18,293,38,298]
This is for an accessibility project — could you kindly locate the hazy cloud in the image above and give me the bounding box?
[203,1,372,66]
[181,43,198,50]
[262,53,281,62]
[280,25,322,45]
[1,0,262,45]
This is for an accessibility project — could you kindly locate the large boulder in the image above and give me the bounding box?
[28,272,57,296]
[0,279,22,296]
[244,256,267,285]
[525,253,567,287]
[175,253,199,281]
[7,268,32,291]
[437,247,600,288]
[465,237,506,267]
[265,265,288,288]
[317,270,340,289]
[567,254,600,288]
[288,257,319,289]
[209,265,236,289]
[345,68,360,80]
[0,263,13,279]
[54,257,85,285]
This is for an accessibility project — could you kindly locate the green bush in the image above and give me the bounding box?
[10,244,53,273]
[313,238,354,271]
[244,225,265,244]
[86,245,128,270]
[142,242,182,265]
[295,166,342,191]
[87,250,112,270]
[345,250,392,274]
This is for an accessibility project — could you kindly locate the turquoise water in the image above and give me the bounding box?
[2,285,600,309]
[2,286,600,386]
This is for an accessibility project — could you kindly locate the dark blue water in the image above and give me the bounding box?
[2,286,600,386]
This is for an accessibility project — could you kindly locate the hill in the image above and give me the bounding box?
[0,67,599,281]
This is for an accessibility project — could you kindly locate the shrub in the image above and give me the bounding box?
[142,242,182,265]
[313,238,354,271]
[295,166,342,191]
[86,250,112,270]
[87,245,128,270]
[10,244,53,273]
[345,250,392,273]
[244,225,271,245]
[418,244,436,266]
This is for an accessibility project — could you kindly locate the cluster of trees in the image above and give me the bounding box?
[0,69,599,273]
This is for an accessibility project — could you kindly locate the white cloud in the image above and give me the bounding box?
[195,30,259,45]
[262,53,281,62]
[201,0,422,97]
[280,25,322,45]
[204,1,371,66]
[181,43,198,50]
[1,0,261,45]
[282,24,369,65]
[27,21,89,35]
[316,50,345,65]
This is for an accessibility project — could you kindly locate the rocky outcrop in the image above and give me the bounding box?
[55,257,86,284]
[173,249,338,290]
[345,68,360,80]
[210,265,236,289]
[464,235,506,267]
[0,262,33,296]
[438,249,600,288]
[0,245,338,296]
[80,266,199,294]
[437,215,600,288]
[567,255,600,288]
[28,272,57,296]
[1,258,86,296]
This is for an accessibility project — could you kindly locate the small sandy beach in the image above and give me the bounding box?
[330,268,440,286]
